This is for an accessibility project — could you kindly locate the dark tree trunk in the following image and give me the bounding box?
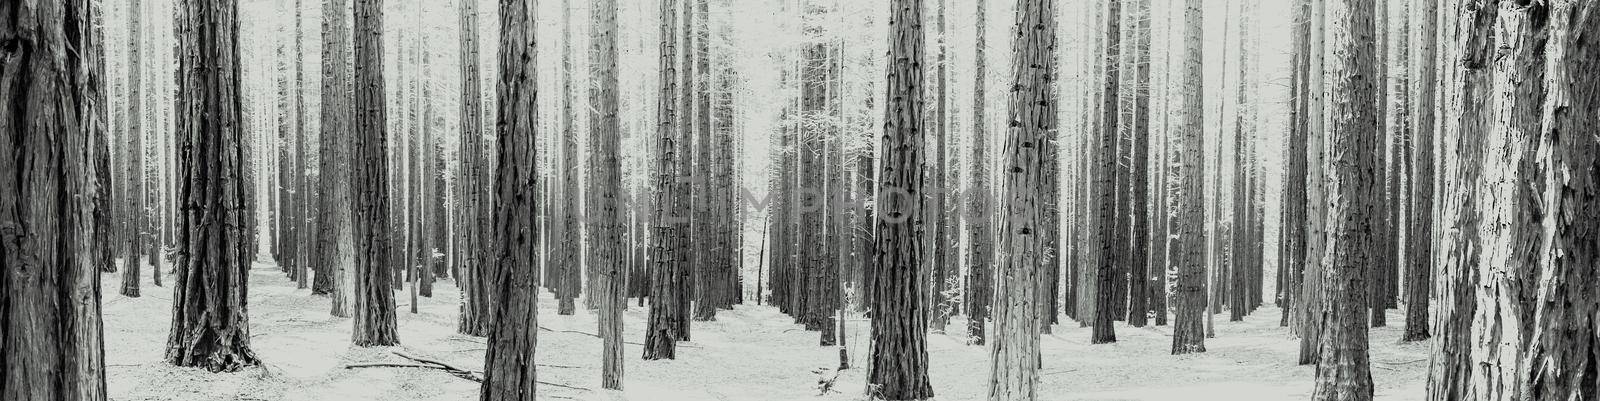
[0,0,108,397]
[121,0,145,299]
[351,0,399,347]
[644,0,689,360]
[589,0,625,388]
[964,0,992,346]
[1092,0,1122,345]
[165,0,262,373]
[320,0,355,316]
[866,0,934,398]
[457,0,495,337]
[480,1,540,398]
[1125,0,1152,328]
[1400,0,1436,343]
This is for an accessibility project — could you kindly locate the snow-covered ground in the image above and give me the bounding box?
[103,262,1428,400]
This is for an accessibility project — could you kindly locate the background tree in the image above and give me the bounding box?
[964,0,993,346]
[644,0,690,360]
[1091,0,1121,345]
[166,0,261,373]
[121,0,146,298]
[1400,0,1436,343]
[457,0,494,337]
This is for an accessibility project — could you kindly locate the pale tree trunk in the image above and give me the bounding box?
[555,0,581,316]
[1426,2,1496,398]
[1169,0,1207,355]
[588,0,625,388]
[0,0,107,397]
[987,0,1055,397]
[166,0,261,373]
[320,0,355,318]
[351,0,399,347]
[1297,0,1328,366]
[1311,0,1379,399]
[868,0,934,398]
[457,0,494,337]
[1467,2,1546,399]
[1524,2,1600,399]
[122,0,145,298]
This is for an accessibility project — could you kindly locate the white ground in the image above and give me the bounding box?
[103,262,1428,401]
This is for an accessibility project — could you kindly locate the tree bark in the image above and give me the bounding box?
[867,0,934,398]
[644,0,690,360]
[589,0,625,388]
[457,0,495,337]
[0,0,108,397]
[1170,0,1208,355]
[1092,0,1122,345]
[351,0,399,347]
[1401,0,1436,343]
[166,0,262,373]
[121,0,145,298]
[987,0,1055,397]
[964,0,993,346]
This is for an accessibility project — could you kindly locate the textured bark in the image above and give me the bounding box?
[165,0,261,373]
[321,0,355,317]
[1091,0,1122,345]
[1169,0,1207,355]
[480,1,540,398]
[1310,0,1379,399]
[644,0,688,360]
[91,0,114,278]
[292,0,309,291]
[1401,0,1437,343]
[964,0,993,346]
[457,0,494,337]
[689,0,717,322]
[553,0,581,316]
[1284,0,1313,330]
[1426,2,1496,398]
[1298,0,1328,366]
[1125,0,1152,328]
[987,0,1054,397]
[1524,2,1600,398]
[867,0,934,398]
[0,0,108,397]
[1467,2,1546,399]
[588,0,625,388]
[351,0,398,347]
[121,0,145,299]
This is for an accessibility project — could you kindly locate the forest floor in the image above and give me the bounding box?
[104,261,1429,401]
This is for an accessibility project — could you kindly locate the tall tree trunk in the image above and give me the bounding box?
[555,0,581,316]
[0,0,108,397]
[480,0,540,398]
[1170,0,1208,355]
[351,0,399,347]
[1525,2,1600,398]
[987,0,1055,397]
[1400,0,1436,343]
[320,0,355,317]
[166,0,261,373]
[1091,0,1122,345]
[1426,2,1495,398]
[589,0,625,388]
[457,0,494,337]
[121,0,145,298]
[1311,0,1379,398]
[1298,0,1328,366]
[644,0,689,360]
[1125,0,1152,328]
[867,0,934,398]
[964,0,993,346]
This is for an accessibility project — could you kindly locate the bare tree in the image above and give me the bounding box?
[964,0,993,346]
[1400,0,1436,343]
[351,0,399,347]
[589,0,626,388]
[1169,0,1208,356]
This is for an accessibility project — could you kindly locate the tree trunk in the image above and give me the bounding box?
[1091,0,1122,345]
[1425,2,1495,398]
[1297,0,1328,366]
[1400,0,1435,343]
[122,0,145,298]
[987,0,1055,397]
[480,1,540,398]
[457,0,495,337]
[0,0,108,396]
[589,0,625,388]
[644,0,689,360]
[1125,0,1152,328]
[165,0,261,373]
[1525,3,1600,398]
[1310,0,1379,398]
[1170,0,1207,355]
[351,0,399,347]
[867,0,934,398]
[964,0,993,346]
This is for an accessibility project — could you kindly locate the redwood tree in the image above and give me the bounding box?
[166,0,261,373]
[351,0,399,347]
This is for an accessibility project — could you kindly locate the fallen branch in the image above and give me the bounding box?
[814,368,842,395]
[539,326,702,348]
[1374,358,1426,365]
[1042,369,1079,376]
[349,355,591,392]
